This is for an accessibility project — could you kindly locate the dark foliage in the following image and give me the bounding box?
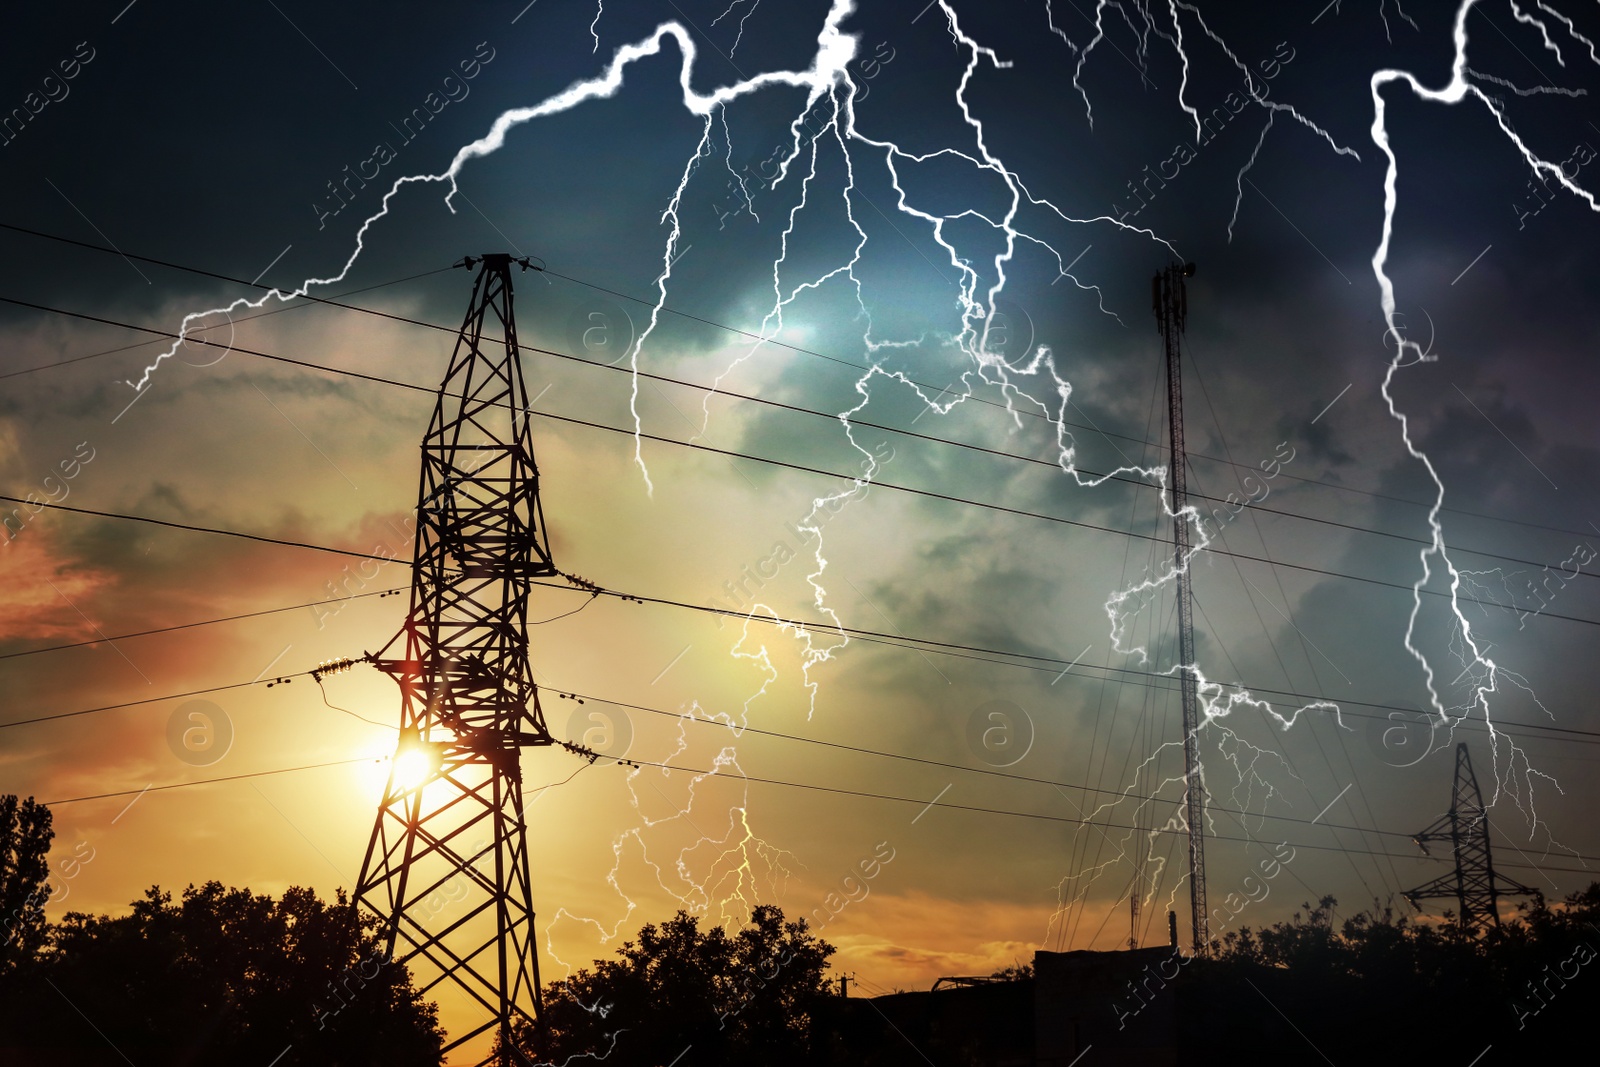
[510,904,835,1066]
[1187,891,1600,1064]
[10,793,1600,1065]
[0,794,54,970]
[0,869,443,1066]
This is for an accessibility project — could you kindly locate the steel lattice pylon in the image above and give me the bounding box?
[1403,742,1539,936]
[355,253,558,1064]
[1153,261,1208,956]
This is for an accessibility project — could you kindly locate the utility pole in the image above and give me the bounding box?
[355,253,561,1065]
[1403,743,1540,935]
[1153,262,1208,956]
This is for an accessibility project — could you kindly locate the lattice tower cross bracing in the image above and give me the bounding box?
[355,253,558,1065]
[1154,261,1208,956]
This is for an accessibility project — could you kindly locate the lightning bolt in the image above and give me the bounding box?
[1511,0,1568,64]
[1046,0,1600,942]
[685,2,1188,728]
[1535,1,1600,64]
[547,736,796,960]
[1159,3,1365,237]
[762,1,1364,947]
[710,0,763,58]
[122,6,860,399]
[1379,0,1420,43]
[1368,0,1598,838]
[1041,0,1600,946]
[541,693,797,1065]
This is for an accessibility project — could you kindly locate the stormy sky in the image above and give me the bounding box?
[3,0,1599,1056]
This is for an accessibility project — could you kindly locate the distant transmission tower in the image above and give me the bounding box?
[1153,262,1208,955]
[1403,742,1540,935]
[1129,867,1141,951]
[355,253,562,1064]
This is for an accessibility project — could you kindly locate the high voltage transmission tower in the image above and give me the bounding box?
[355,253,564,1064]
[1153,261,1208,955]
[1403,742,1540,936]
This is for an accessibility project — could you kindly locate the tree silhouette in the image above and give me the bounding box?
[0,794,54,969]
[1191,889,1600,1062]
[511,904,835,1066]
[0,878,443,1066]
[11,784,1599,1066]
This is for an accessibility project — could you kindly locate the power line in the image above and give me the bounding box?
[524,325,1592,578]
[0,266,453,382]
[0,491,398,564]
[493,264,1600,547]
[11,578,1599,761]
[531,266,1600,543]
[0,586,407,661]
[3,219,1592,546]
[542,580,1600,745]
[537,747,1600,878]
[552,686,1421,842]
[0,672,326,731]
[0,220,466,348]
[5,476,1594,748]
[41,757,375,807]
[5,489,1595,747]
[4,286,1589,584]
[0,294,441,407]
[4,299,1593,628]
[29,701,1597,878]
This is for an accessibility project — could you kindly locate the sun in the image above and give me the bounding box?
[393,746,437,792]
